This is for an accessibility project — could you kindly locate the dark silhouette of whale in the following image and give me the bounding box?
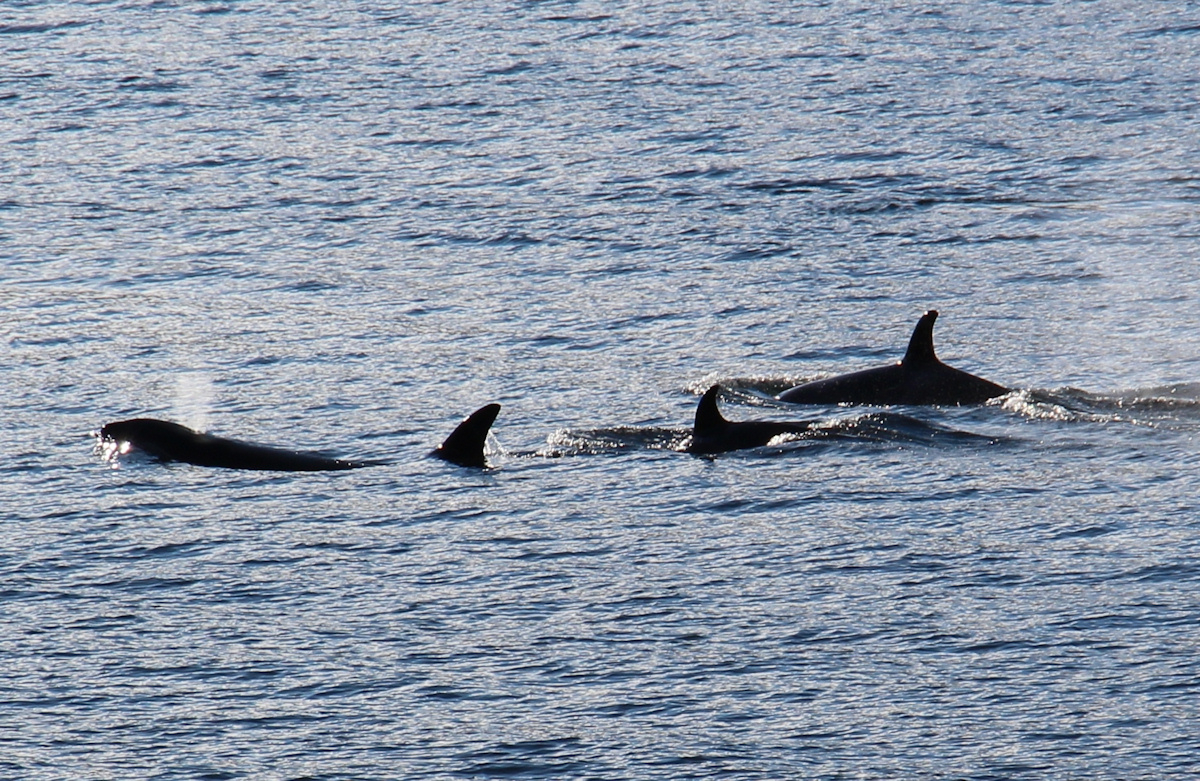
[688,385,814,454]
[98,404,502,471]
[777,310,1009,406]
[98,418,386,471]
[432,403,501,468]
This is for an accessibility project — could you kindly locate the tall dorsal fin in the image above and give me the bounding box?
[694,385,729,435]
[902,310,939,366]
[434,403,501,468]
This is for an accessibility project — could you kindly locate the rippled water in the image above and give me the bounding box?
[3,2,1200,779]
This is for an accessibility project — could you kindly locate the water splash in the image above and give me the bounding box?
[172,372,214,433]
[1000,387,1200,429]
[539,426,690,456]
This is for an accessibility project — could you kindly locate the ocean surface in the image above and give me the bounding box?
[3,1,1199,778]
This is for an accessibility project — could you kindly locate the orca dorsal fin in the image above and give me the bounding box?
[434,403,501,468]
[901,310,939,366]
[694,385,729,435]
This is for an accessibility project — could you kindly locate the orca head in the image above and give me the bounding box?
[101,418,197,443]
[99,420,133,443]
[98,418,199,461]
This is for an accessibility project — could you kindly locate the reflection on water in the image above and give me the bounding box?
[2,0,1199,778]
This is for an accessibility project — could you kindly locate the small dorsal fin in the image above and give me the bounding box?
[902,310,939,366]
[694,385,729,435]
[434,403,501,468]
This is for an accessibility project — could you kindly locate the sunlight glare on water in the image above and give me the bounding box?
[2,1,1199,779]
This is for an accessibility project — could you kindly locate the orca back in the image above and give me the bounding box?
[100,418,382,471]
[778,310,1008,406]
[690,386,813,454]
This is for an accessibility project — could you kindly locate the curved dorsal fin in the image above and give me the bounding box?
[434,403,501,467]
[901,310,939,366]
[694,385,729,434]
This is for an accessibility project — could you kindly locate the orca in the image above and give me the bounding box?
[97,418,387,471]
[688,385,814,454]
[431,403,501,468]
[98,404,503,471]
[776,310,1009,406]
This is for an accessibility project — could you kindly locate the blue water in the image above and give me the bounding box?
[3,2,1200,778]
